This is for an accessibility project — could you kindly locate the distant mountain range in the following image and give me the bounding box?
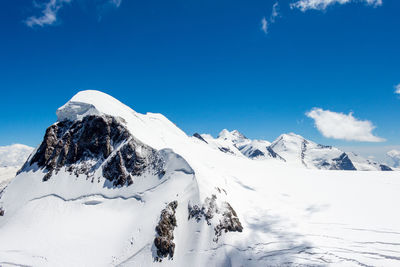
[194,130,393,171]
[0,144,34,191]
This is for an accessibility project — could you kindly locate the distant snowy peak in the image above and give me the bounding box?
[0,144,34,168]
[198,130,393,171]
[218,129,248,144]
[347,152,393,171]
[194,132,244,156]
[270,133,392,171]
[0,144,34,191]
[269,133,342,169]
[387,150,400,168]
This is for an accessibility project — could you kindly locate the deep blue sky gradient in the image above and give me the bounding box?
[0,0,399,148]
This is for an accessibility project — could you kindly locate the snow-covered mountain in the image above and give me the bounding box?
[196,130,393,171]
[0,90,399,266]
[387,149,400,168]
[0,144,34,191]
[0,144,34,168]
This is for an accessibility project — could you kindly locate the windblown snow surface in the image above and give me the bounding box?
[0,90,399,267]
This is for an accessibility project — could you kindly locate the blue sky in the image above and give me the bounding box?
[0,0,399,155]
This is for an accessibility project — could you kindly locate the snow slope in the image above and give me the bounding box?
[0,90,399,266]
[0,144,34,191]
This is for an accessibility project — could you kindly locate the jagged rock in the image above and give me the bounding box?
[218,147,235,154]
[188,204,204,223]
[193,133,208,144]
[188,194,218,225]
[380,164,393,171]
[22,115,165,186]
[214,202,243,242]
[331,153,356,170]
[188,194,242,242]
[247,149,265,158]
[0,207,4,216]
[154,201,178,261]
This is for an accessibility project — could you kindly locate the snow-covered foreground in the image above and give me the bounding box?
[0,91,399,267]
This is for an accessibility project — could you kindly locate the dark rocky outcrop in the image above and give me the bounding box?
[265,147,286,162]
[193,133,208,144]
[154,201,178,261]
[21,115,165,186]
[331,153,356,171]
[247,149,265,158]
[218,147,235,154]
[214,202,243,242]
[188,194,242,242]
[380,164,393,171]
[188,194,217,225]
[0,207,4,216]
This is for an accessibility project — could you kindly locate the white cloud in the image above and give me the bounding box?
[26,0,72,27]
[306,108,385,142]
[261,2,280,34]
[270,2,280,23]
[25,0,121,27]
[290,0,382,12]
[395,83,400,95]
[261,17,268,33]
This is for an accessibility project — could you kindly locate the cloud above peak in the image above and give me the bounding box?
[25,0,122,27]
[306,108,385,142]
[290,0,382,12]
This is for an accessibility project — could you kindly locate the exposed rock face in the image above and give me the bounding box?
[266,147,286,161]
[0,207,4,216]
[154,201,178,261]
[379,165,393,171]
[188,194,217,225]
[214,202,243,242]
[247,149,264,158]
[193,133,208,144]
[331,153,356,171]
[21,115,165,186]
[188,194,242,242]
[218,147,235,154]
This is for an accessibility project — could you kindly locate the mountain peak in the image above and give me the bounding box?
[279,132,305,140]
[56,90,135,122]
[218,129,247,142]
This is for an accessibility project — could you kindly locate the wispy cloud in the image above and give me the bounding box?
[109,0,122,8]
[270,2,280,22]
[290,0,382,12]
[260,0,382,34]
[261,1,280,34]
[395,83,400,95]
[306,107,385,142]
[26,0,72,27]
[261,17,268,34]
[25,0,122,27]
